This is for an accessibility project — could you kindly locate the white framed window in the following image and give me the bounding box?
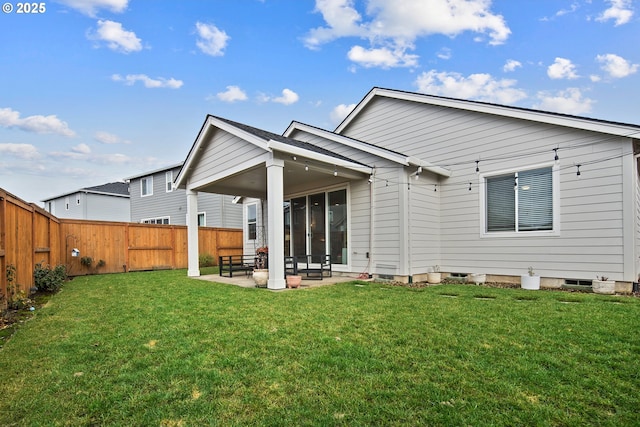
[197,212,206,227]
[165,171,173,192]
[141,176,153,197]
[247,203,257,240]
[141,216,169,224]
[482,164,559,236]
[65,197,69,210]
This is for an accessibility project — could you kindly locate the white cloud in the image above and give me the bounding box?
[590,74,602,82]
[216,85,248,102]
[503,59,522,72]
[437,48,452,60]
[0,143,39,160]
[94,131,131,144]
[305,0,510,68]
[55,0,128,17]
[0,107,75,136]
[330,103,357,124]
[273,89,300,105]
[195,22,230,56]
[596,0,634,26]
[111,74,183,89]
[72,143,91,154]
[91,20,142,54]
[596,53,639,78]
[547,57,579,79]
[415,70,527,105]
[347,45,418,68]
[534,88,594,115]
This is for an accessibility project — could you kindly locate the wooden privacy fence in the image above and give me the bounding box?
[0,188,242,302]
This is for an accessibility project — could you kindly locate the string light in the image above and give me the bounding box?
[368,174,373,184]
[553,148,559,163]
[475,160,480,174]
[468,182,472,191]
[334,166,338,176]
[434,184,437,192]
[304,162,309,171]
[576,164,581,177]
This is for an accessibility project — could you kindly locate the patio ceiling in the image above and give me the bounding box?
[191,155,368,200]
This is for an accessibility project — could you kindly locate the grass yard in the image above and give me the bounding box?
[1,269,639,426]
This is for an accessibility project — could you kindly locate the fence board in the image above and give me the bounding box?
[0,188,242,306]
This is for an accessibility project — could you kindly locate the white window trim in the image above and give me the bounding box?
[141,176,153,197]
[141,216,170,224]
[479,162,560,238]
[165,171,173,193]
[246,203,258,241]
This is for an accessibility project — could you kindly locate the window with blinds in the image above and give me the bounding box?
[486,166,553,233]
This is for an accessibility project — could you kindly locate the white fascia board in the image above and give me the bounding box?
[267,140,372,175]
[338,87,640,138]
[285,121,409,165]
[406,156,452,177]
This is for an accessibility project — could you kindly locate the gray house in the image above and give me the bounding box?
[42,182,130,222]
[125,163,242,228]
[175,87,640,291]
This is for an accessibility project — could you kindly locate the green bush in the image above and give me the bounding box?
[34,263,67,293]
[199,253,214,267]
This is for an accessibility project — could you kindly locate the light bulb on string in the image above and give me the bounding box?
[553,148,559,163]
[576,164,581,178]
[475,160,480,175]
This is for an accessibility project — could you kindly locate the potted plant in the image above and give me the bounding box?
[467,273,486,285]
[592,275,615,295]
[253,246,269,288]
[521,266,540,290]
[427,265,441,284]
[286,274,302,289]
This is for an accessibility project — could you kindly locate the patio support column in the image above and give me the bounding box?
[266,158,286,289]
[187,189,200,277]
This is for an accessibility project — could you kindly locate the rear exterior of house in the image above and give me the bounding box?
[127,163,242,228]
[42,182,130,222]
[176,87,640,291]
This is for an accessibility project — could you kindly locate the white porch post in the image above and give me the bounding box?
[266,158,286,289]
[186,189,200,277]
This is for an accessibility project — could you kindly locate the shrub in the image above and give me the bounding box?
[34,263,67,293]
[199,253,214,267]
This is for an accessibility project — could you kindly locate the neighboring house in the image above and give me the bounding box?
[175,87,640,290]
[125,163,242,228]
[42,182,130,222]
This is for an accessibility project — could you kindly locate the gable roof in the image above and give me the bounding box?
[175,115,373,189]
[42,181,129,202]
[284,120,451,177]
[336,87,640,138]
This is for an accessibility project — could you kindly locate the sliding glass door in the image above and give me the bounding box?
[284,188,347,265]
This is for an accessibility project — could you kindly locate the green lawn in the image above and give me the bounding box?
[1,269,639,426]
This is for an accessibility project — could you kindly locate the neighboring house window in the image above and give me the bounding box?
[76,195,81,205]
[165,171,173,192]
[485,166,554,233]
[142,217,169,224]
[65,197,69,210]
[141,176,153,197]
[198,212,206,227]
[247,204,257,240]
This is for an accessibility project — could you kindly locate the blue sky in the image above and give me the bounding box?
[0,0,638,204]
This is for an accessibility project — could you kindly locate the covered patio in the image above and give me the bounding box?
[175,115,373,290]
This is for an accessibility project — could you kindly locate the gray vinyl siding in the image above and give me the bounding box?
[130,166,242,227]
[45,192,129,221]
[85,193,129,222]
[190,131,266,185]
[341,96,632,281]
